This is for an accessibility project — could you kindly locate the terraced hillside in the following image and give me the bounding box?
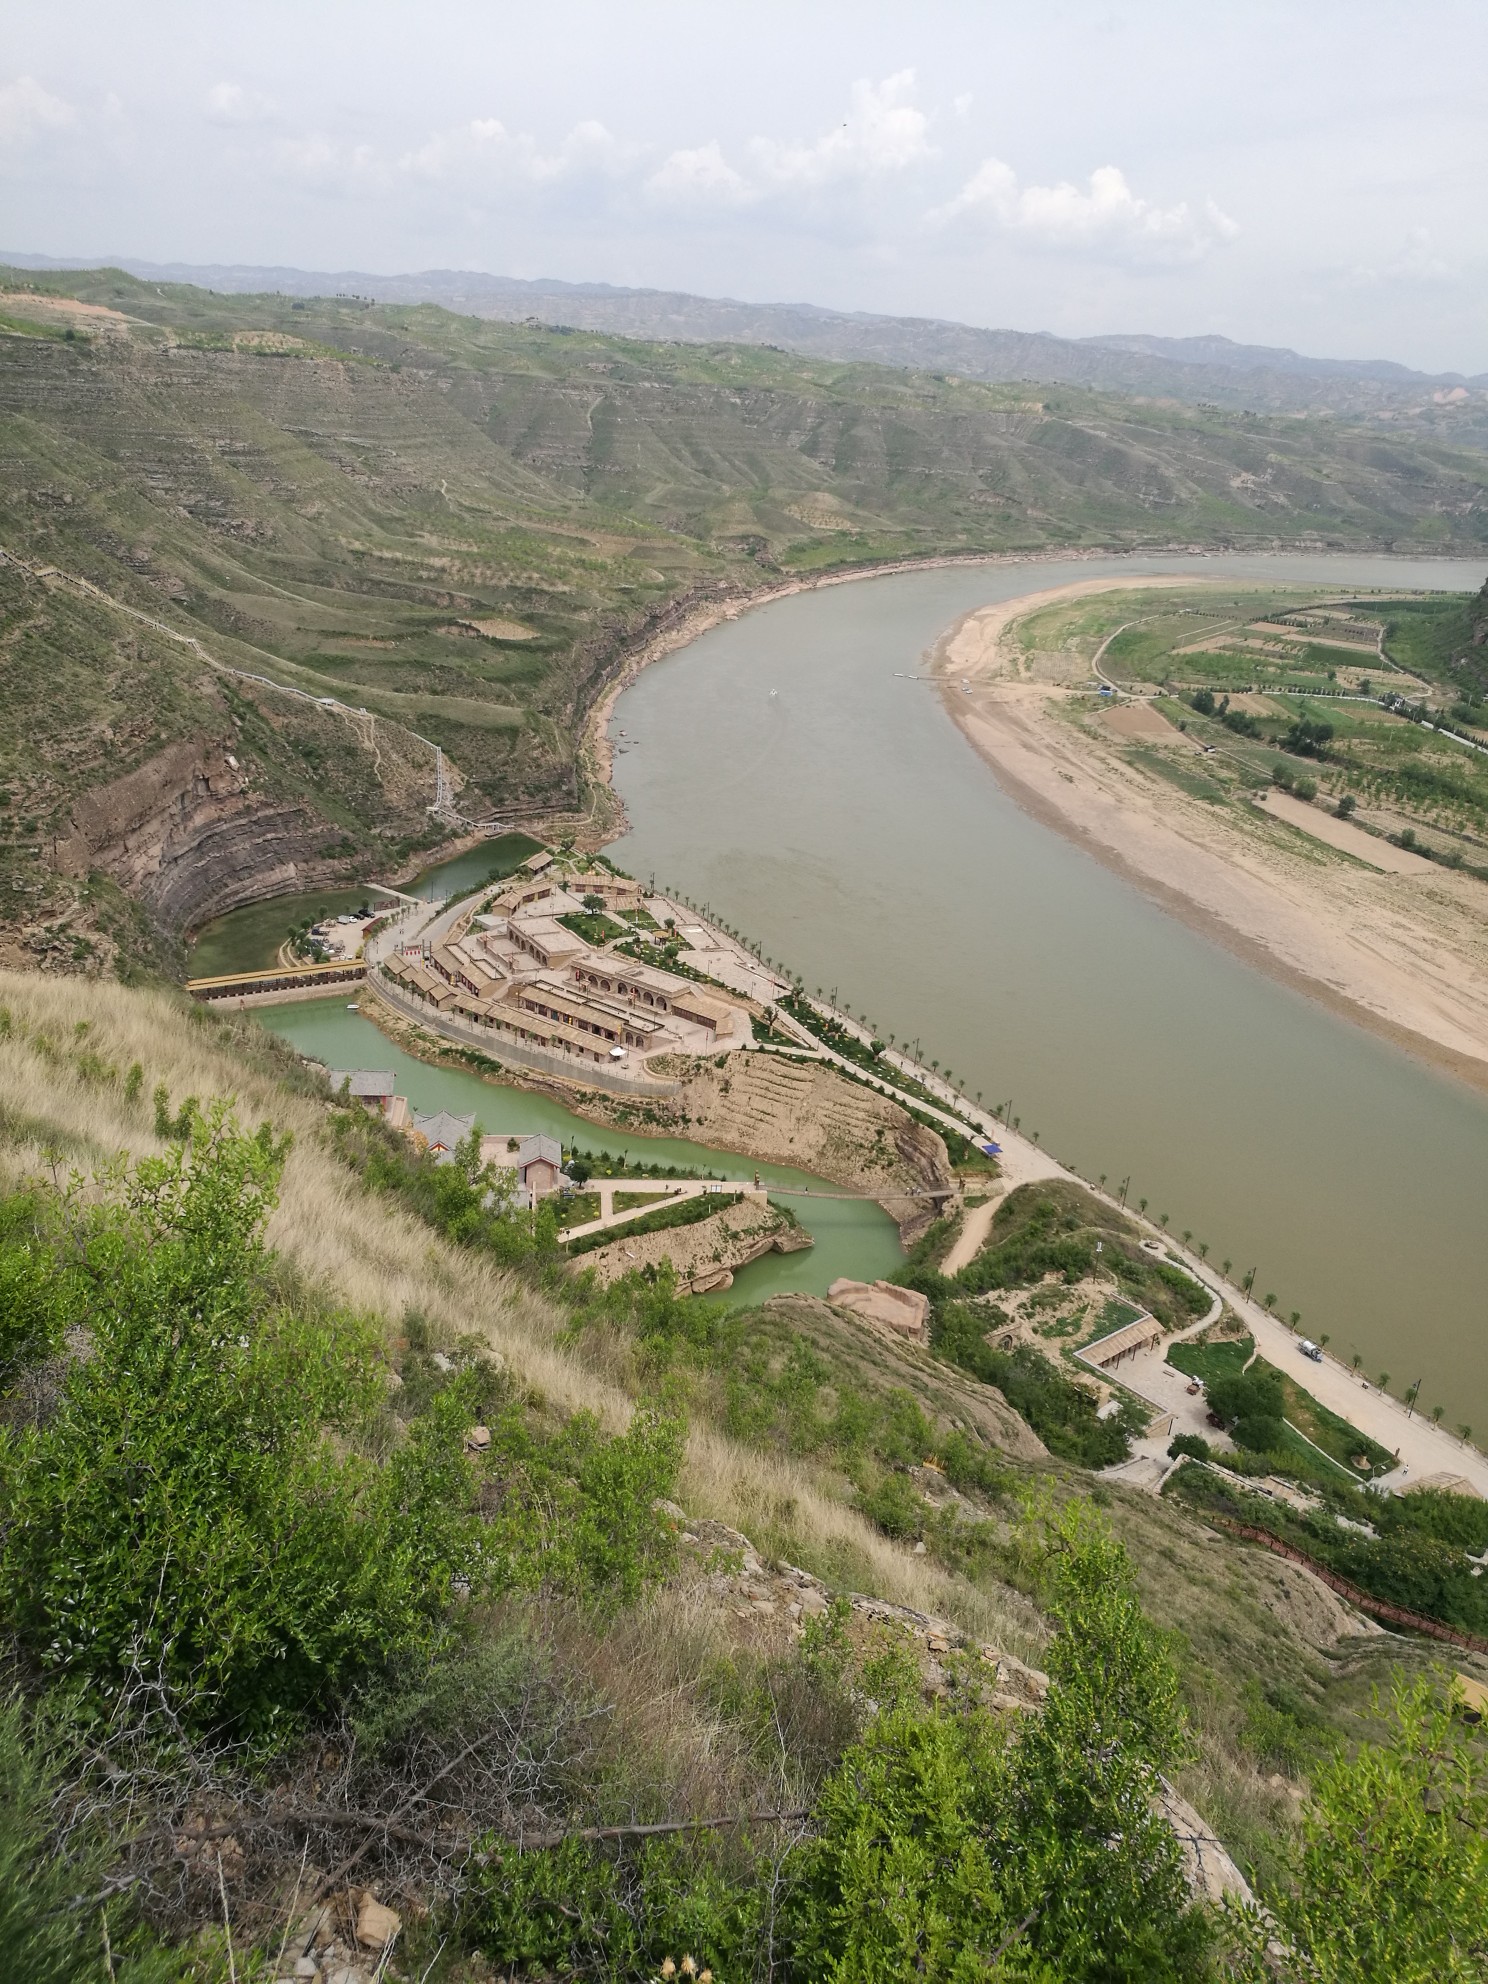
[3,265,1488,974]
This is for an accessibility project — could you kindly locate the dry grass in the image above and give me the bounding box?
[0,969,1044,1656]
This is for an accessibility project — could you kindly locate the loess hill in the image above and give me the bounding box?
[3,266,1488,973]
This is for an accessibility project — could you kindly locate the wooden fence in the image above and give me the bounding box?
[1208,1513,1488,1654]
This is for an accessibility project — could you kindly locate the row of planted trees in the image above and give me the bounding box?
[651,886,1471,1443]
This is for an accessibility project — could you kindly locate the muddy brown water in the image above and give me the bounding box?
[609,553,1488,1433]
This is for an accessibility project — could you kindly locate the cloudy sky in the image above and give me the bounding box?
[3,0,1484,372]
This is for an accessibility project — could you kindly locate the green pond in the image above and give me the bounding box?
[256,997,904,1306]
[188,887,379,980]
[187,833,543,978]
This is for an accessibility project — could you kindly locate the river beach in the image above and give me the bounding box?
[933,578,1488,1093]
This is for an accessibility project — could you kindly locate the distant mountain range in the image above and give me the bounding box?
[5,251,1485,417]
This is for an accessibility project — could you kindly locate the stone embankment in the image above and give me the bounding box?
[575,1196,811,1293]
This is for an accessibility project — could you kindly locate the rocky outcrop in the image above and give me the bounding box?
[575,1197,811,1293]
[54,739,353,931]
[827,1277,932,1343]
[611,1051,957,1243]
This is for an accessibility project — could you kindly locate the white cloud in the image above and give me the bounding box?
[273,134,387,196]
[401,115,633,186]
[0,74,76,148]
[205,82,276,126]
[645,141,754,208]
[751,70,933,188]
[935,157,1238,264]
[1349,227,1458,288]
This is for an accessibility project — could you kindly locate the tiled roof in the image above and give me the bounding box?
[329,1069,396,1098]
[412,1109,477,1152]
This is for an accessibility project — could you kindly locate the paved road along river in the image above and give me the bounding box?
[608,552,1488,1433]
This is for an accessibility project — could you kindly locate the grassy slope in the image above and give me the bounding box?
[3,267,1488,967]
[0,965,1035,1656]
[1,964,1476,1900]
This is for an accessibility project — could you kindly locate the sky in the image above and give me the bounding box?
[2,0,1485,373]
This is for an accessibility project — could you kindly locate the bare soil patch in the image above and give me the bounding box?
[1253,790,1435,874]
[1101,702,1182,742]
[0,291,133,324]
[465,617,537,641]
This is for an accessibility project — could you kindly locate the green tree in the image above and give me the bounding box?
[788,1505,1209,1984]
[1227,1679,1488,1982]
[0,1110,484,1743]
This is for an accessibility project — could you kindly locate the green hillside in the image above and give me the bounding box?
[2,968,1484,1978]
[3,266,1488,967]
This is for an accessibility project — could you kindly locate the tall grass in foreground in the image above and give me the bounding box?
[0,969,1045,1659]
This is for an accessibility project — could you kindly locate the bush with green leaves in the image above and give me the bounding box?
[0,1111,483,1743]
[476,1507,1213,1984]
[0,1186,68,1381]
[0,1109,682,1746]
[1227,1677,1488,1982]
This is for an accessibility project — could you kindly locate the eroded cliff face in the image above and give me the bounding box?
[54,740,353,933]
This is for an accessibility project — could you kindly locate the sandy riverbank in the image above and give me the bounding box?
[932,579,1488,1095]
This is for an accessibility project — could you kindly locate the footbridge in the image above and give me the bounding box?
[185,960,367,1005]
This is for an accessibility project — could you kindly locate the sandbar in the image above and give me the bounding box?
[933,580,1488,1094]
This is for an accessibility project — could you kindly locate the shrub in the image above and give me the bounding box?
[0,1113,483,1743]
[1168,1433,1212,1462]
[1232,1413,1288,1454]
[1226,1679,1488,1981]
[0,1190,68,1381]
[0,1111,682,1744]
[857,1471,925,1542]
